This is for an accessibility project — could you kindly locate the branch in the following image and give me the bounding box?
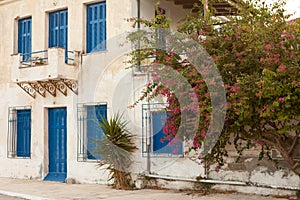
[288,130,299,156]
[268,121,278,131]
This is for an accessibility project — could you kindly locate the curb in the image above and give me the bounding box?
[0,190,52,200]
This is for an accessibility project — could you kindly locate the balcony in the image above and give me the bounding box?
[167,0,238,16]
[11,47,80,98]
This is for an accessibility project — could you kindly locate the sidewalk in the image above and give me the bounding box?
[0,177,292,200]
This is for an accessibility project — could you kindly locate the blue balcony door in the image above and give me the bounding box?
[49,9,68,62]
[152,111,183,154]
[18,17,32,61]
[44,108,67,182]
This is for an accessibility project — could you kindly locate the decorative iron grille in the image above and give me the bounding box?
[7,106,32,158]
[142,103,184,158]
[77,102,107,162]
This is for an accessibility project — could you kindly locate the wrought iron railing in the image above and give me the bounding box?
[19,49,78,67]
[20,50,48,67]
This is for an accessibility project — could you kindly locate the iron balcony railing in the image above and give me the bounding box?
[19,49,77,67]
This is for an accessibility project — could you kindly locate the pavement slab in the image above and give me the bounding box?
[0,178,294,200]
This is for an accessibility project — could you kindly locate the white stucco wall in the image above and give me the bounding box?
[0,0,298,195]
[0,0,197,184]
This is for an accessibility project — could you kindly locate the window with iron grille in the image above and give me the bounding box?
[142,103,183,158]
[7,106,32,158]
[77,103,107,161]
[86,1,106,53]
[18,17,32,61]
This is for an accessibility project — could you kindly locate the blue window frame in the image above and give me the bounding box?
[18,17,32,61]
[86,105,107,159]
[152,111,183,155]
[142,104,184,157]
[17,109,31,157]
[77,103,107,161]
[8,107,31,158]
[86,1,106,53]
[49,9,68,61]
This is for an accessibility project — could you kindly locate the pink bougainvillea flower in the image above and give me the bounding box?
[193,140,200,148]
[264,44,270,50]
[256,141,264,146]
[152,61,159,68]
[172,148,178,154]
[278,65,286,71]
[165,57,172,63]
[199,29,205,35]
[169,51,175,57]
[278,97,285,102]
[277,40,284,47]
[225,36,231,41]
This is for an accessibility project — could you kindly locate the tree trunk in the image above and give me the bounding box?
[263,135,300,176]
[113,169,130,190]
[276,143,300,176]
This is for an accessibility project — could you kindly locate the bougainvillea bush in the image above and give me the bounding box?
[128,0,300,175]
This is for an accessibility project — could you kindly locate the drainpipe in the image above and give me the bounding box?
[137,0,140,29]
[145,174,300,191]
[136,0,152,174]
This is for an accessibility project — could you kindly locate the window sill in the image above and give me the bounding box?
[82,50,108,56]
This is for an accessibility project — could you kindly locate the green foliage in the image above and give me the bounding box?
[128,0,300,175]
[96,113,137,189]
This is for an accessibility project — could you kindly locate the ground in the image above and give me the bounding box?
[0,178,297,200]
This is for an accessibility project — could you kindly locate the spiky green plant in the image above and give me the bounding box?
[96,113,137,189]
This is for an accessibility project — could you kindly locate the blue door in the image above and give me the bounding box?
[49,9,68,62]
[44,108,67,182]
[152,111,183,154]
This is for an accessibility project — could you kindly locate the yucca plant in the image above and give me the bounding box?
[95,113,137,189]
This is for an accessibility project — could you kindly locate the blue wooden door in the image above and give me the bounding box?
[45,108,67,182]
[152,111,183,154]
[49,9,68,62]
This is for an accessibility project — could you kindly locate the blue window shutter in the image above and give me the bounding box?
[59,10,68,48]
[87,2,106,53]
[49,9,68,61]
[87,105,107,160]
[49,12,58,47]
[16,109,31,157]
[18,17,32,61]
[152,111,183,154]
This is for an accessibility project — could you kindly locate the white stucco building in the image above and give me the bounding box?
[0,0,299,195]
[0,0,197,184]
